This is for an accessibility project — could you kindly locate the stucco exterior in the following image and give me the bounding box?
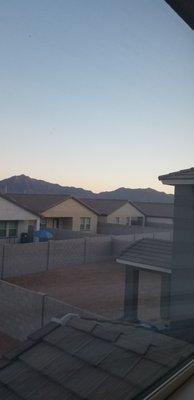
[107,202,145,226]
[0,196,40,240]
[42,198,98,233]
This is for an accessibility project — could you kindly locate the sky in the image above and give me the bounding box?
[0,0,194,194]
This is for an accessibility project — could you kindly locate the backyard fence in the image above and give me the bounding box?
[0,231,172,279]
[0,279,102,340]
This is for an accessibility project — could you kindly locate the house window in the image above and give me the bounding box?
[80,217,91,231]
[53,218,59,229]
[116,217,120,224]
[131,217,143,226]
[8,221,18,237]
[0,221,18,238]
[0,222,6,238]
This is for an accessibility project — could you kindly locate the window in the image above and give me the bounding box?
[0,221,18,238]
[116,217,120,224]
[0,222,6,238]
[53,219,59,229]
[8,222,18,237]
[80,217,91,231]
[131,217,143,226]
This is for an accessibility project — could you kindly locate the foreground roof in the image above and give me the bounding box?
[81,199,129,216]
[2,194,98,215]
[134,202,174,219]
[159,167,194,185]
[165,0,194,29]
[0,315,194,400]
[117,238,172,273]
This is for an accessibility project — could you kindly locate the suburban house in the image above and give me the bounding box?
[134,202,174,226]
[82,199,145,226]
[3,194,98,233]
[82,198,174,227]
[0,194,40,242]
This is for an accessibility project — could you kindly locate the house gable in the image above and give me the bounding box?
[0,196,39,221]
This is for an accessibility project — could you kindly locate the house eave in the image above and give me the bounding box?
[116,258,171,274]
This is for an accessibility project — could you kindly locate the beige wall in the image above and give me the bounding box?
[0,197,39,222]
[42,198,98,232]
[107,203,145,225]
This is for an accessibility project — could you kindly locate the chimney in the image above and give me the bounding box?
[159,168,194,341]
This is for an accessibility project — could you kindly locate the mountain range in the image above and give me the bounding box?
[0,175,173,203]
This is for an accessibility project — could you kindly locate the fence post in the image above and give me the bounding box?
[46,240,51,271]
[41,294,46,327]
[84,238,87,264]
[1,244,5,280]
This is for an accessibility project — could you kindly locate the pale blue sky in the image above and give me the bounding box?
[0,0,194,193]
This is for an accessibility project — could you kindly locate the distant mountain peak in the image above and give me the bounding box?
[0,175,173,203]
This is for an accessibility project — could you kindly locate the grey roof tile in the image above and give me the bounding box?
[27,383,74,400]
[42,353,84,386]
[134,202,174,218]
[48,326,94,354]
[20,342,84,381]
[0,360,49,399]
[99,347,141,378]
[1,317,194,400]
[0,383,21,400]
[117,238,172,271]
[64,365,108,398]
[125,358,168,390]
[92,324,121,342]
[80,198,129,216]
[28,321,59,342]
[4,340,35,361]
[75,337,114,366]
[88,375,140,400]
[116,329,155,355]
[67,317,97,333]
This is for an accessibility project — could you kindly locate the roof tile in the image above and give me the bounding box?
[67,317,97,333]
[75,337,114,366]
[64,365,108,398]
[88,375,140,400]
[100,347,141,378]
[125,358,168,390]
[92,324,121,342]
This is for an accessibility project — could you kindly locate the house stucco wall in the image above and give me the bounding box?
[107,203,145,225]
[0,197,39,222]
[42,198,98,233]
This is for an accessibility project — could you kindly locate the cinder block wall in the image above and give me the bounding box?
[85,236,112,263]
[48,238,85,269]
[2,242,48,278]
[0,280,44,340]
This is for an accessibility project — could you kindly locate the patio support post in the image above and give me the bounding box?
[124,266,139,321]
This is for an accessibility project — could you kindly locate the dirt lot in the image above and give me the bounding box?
[7,262,163,323]
[7,262,126,320]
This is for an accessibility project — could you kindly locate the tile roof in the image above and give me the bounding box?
[165,0,194,30]
[0,316,194,400]
[2,194,98,215]
[117,238,172,272]
[133,202,174,219]
[159,167,194,183]
[80,199,130,216]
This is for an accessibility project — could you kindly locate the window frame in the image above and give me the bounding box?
[80,217,91,231]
